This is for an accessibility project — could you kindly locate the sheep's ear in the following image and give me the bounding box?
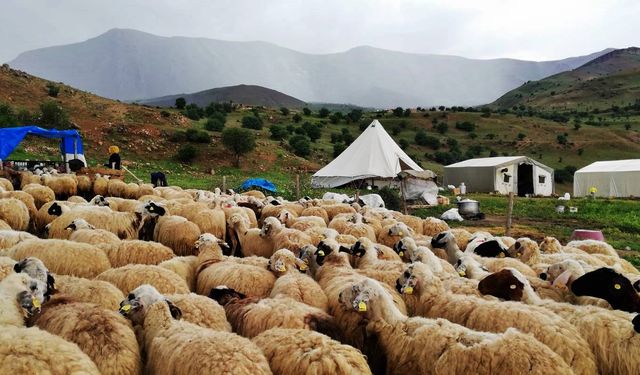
[48,203,62,216]
[46,273,55,290]
[165,300,182,320]
[13,261,23,273]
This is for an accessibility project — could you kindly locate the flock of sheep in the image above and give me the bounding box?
[1,170,640,375]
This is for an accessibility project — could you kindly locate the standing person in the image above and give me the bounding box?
[105,145,121,170]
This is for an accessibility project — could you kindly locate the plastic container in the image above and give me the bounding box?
[571,229,605,241]
[459,182,466,195]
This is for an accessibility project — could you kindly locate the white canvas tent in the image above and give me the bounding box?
[574,159,640,197]
[311,120,423,188]
[444,156,554,196]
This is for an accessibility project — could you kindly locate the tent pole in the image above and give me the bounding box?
[505,192,515,236]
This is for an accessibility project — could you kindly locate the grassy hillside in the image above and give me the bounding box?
[492,47,640,110]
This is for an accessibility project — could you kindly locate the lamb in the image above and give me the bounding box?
[422,216,450,236]
[158,256,198,292]
[396,261,598,374]
[3,239,111,278]
[96,264,190,295]
[279,209,327,232]
[377,222,414,248]
[396,214,423,234]
[0,272,47,326]
[210,286,339,339]
[0,325,100,374]
[0,190,38,221]
[450,227,473,249]
[0,229,37,250]
[342,213,376,241]
[152,215,201,256]
[22,183,55,209]
[479,268,640,375]
[66,218,121,245]
[93,175,109,196]
[165,292,232,331]
[53,274,125,310]
[261,216,312,255]
[0,198,30,231]
[338,278,574,375]
[320,203,357,220]
[119,284,272,375]
[228,213,274,257]
[98,240,175,268]
[31,296,142,375]
[252,328,372,375]
[195,233,276,298]
[268,249,328,311]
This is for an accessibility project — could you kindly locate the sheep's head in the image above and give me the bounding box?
[2,273,47,318]
[431,231,455,249]
[314,241,336,266]
[539,259,585,287]
[473,240,509,258]
[47,202,63,216]
[387,222,412,237]
[348,240,367,258]
[141,201,166,217]
[208,286,246,306]
[508,238,537,259]
[90,195,109,207]
[260,217,281,238]
[195,233,229,251]
[393,236,416,260]
[396,264,420,295]
[119,284,182,324]
[338,279,378,314]
[14,257,55,300]
[277,210,292,224]
[539,237,562,253]
[571,267,640,313]
[454,255,489,279]
[268,248,301,274]
[65,218,95,232]
[478,269,526,301]
[297,245,315,272]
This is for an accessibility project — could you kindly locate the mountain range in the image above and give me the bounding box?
[8,28,613,108]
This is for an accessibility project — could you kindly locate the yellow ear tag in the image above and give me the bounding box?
[398,251,404,257]
[614,284,621,290]
[119,304,132,313]
[554,283,566,289]
[458,270,466,277]
[404,286,414,295]
[358,301,367,312]
[498,253,505,258]
[299,263,308,271]
[318,250,325,257]
[32,297,41,309]
[399,232,404,237]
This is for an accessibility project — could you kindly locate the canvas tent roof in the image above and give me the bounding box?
[311,120,423,188]
[574,159,640,197]
[446,156,552,170]
[576,159,640,173]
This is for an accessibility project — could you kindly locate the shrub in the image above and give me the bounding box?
[574,123,581,131]
[286,125,296,133]
[435,122,448,134]
[393,107,404,117]
[270,124,289,140]
[185,128,211,143]
[46,83,60,97]
[241,115,263,130]
[302,122,321,142]
[414,130,429,146]
[399,139,410,149]
[222,127,256,167]
[455,121,476,132]
[333,142,346,157]
[404,108,411,117]
[292,113,302,123]
[378,186,400,211]
[391,126,401,136]
[347,109,363,123]
[39,100,70,128]
[446,138,458,148]
[517,133,526,140]
[175,97,186,109]
[329,114,340,124]
[182,104,204,120]
[556,134,568,145]
[554,166,577,183]
[330,133,342,144]
[625,124,632,130]
[303,107,312,116]
[204,117,225,132]
[469,132,478,140]
[176,144,198,162]
[0,102,16,126]
[280,107,290,116]
[318,107,330,118]
[289,135,311,157]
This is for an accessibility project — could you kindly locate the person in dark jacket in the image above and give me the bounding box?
[105,145,121,170]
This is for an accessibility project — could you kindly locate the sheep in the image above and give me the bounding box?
[260,203,303,222]
[509,237,609,268]
[278,209,326,232]
[22,183,55,209]
[450,227,473,249]
[96,264,189,295]
[138,183,155,197]
[107,178,128,198]
[31,296,142,375]
[195,233,275,298]
[338,278,574,375]
[93,175,109,196]
[66,218,121,245]
[228,213,274,257]
[0,177,13,191]
[44,174,79,200]
[261,216,312,255]
[321,203,357,220]
[0,272,47,326]
[0,229,37,250]
[11,257,55,301]
[19,171,41,188]
[123,183,140,199]
[571,267,640,313]
[67,195,88,203]
[395,261,598,374]
[0,325,101,374]
[1,190,38,221]
[0,219,11,230]
[567,239,620,257]
[480,268,640,375]
[0,256,17,281]
[342,213,376,242]
[3,239,111,278]
[76,175,93,198]
[158,256,198,292]
[98,240,175,268]
[210,286,339,339]
[119,284,272,375]
[0,198,30,231]
[377,222,413,248]
[422,216,450,236]
[252,328,372,375]
[396,214,423,234]
[300,206,329,225]
[268,249,328,311]
[172,203,226,240]
[165,292,231,331]
[53,274,125,310]
[152,215,201,256]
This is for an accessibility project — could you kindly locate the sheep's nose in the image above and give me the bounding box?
[539,273,548,280]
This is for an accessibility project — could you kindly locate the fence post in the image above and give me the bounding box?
[222,176,227,192]
[505,192,515,236]
[295,174,300,200]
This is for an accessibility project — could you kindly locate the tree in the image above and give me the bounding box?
[46,83,60,97]
[455,121,476,132]
[222,127,256,167]
[435,122,448,134]
[280,107,290,116]
[393,107,404,117]
[292,113,302,123]
[573,123,581,131]
[333,143,346,157]
[329,114,340,124]
[414,130,429,146]
[182,104,203,120]
[185,128,211,143]
[269,124,289,140]
[302,122,321,142]
[289,135,311,157]
[403,108,411,117]
[517,133,526,141]
[303,107,312,116]
[204,117,225,132]
[330,133,342,144]
[347,109,363,123]
[39,100,70,128]
[556,134,568,145]
[175,97,186,110]
[0,102,16,127]
[176,144,198,162]
[241,116,263,130]
[319,107,330,118]
[399,139,410,149]
[625,124,632,131]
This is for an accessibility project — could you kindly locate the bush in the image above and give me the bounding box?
[403,108,411,117]
[342,133,355,145]
[318,107,330,118]
[554,166,577,183]
[182,104,203,120]
[292,113,302,123]
[414,130,429,146]
[378,186,400,211]
[176,144,198,162]
[455,121,476,132]
[330,133,342,144]
[329,114,340,124]
[435,122,448,134]
[39,100,70,128]
[0,102,16,126]
[393,107,404,117]
[280,107,290,116]
[46,83,60,97]
[303,107,312,116]
[302,122,321,142]
[517,133,526,140]
[333,142,346,157]
[347,109,363,123]
[185,128,211,143]
[399,139,410,149]
[175,97,186,109]
[222,127,256,167]
[391,126,401,136]
[204,117,225,132]
[556,134,568,145]
[289,135,311,157]
[241,116,263,130]
[270,124,289,140]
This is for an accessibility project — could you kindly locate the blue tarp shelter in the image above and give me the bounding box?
[240,178,277,192]
[0,126,86,168]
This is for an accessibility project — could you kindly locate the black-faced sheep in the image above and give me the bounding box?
[0,272,47,326]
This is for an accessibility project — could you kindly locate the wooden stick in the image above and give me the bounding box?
[400,179,408,215]
[121,166,143,183]
[506,192,515,236]
[222,176,227,192]
[295,174,300,200]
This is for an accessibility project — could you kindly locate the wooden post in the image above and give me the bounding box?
[505,192,515,236]
[295,174,300,200]
[400,179,408,215]
[222,176,227,192]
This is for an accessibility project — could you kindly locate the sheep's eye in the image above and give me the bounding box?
[128,293,135,300]
[404,271,410,278]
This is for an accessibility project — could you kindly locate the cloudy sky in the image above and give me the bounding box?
[2,0,639,63]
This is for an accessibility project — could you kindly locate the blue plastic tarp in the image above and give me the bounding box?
[0,126,84,160]
[240,178,277,192]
